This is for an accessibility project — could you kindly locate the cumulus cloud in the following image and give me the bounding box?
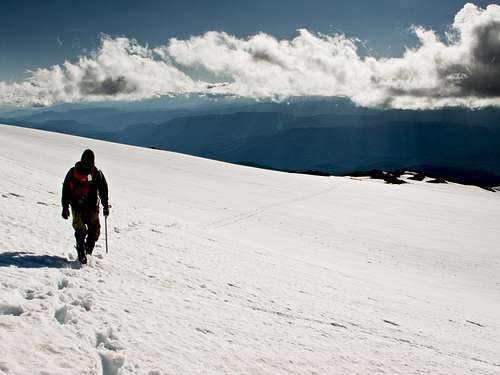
[2,3,500,109]
[0,37,202,107]
[363,3,500,108]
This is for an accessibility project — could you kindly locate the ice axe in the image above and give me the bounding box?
[105,215,108,254]
[104,204,112,254]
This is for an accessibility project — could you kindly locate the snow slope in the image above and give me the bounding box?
[1,124,499,375]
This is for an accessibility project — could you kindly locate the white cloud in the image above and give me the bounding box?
[0,36,202,107]
[2,3,500,109]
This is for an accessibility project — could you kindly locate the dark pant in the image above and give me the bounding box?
[72,208,100,253]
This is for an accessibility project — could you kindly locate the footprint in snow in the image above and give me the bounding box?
[95,327,126,375]
[383,319,400,327]
[2,192,22,199]
[95,327,123,351]
[195,327,215,335]
[24,289,36,300]
[54,305,73,325]
[57,277,70,290]
[127,221,143,228]
[70,294,93,312]
[99,351,125,375]
[466,320,484,327]
[24,289,48,300]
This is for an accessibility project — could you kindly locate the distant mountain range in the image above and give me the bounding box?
[2,99,500,187]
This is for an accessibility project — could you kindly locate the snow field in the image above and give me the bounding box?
[1,124,500,374]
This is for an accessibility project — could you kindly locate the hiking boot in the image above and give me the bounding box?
[85,240,95,255]
[76,241,87,264]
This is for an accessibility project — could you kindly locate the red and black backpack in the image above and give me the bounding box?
[69,167,95,206]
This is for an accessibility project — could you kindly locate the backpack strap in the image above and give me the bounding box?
[73,166,96,182]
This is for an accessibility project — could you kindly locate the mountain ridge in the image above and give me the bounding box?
[3,102,500,187]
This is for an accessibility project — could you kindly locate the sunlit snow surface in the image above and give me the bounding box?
[1,124,499,374]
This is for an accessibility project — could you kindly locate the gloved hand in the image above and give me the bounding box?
[62,206,70,220]
[103,204,110,217]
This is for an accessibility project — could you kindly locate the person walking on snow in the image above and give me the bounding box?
[61,149,109,264]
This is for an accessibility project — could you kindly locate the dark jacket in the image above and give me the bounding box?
[62,161,109,211]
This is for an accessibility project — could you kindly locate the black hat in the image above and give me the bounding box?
[81,149,95,164]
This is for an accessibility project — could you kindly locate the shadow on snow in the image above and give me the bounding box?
[0,251,80,269]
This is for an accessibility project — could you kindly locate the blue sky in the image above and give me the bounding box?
[0,0,495,81]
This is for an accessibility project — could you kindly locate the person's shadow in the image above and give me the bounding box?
[0,251,80,269]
